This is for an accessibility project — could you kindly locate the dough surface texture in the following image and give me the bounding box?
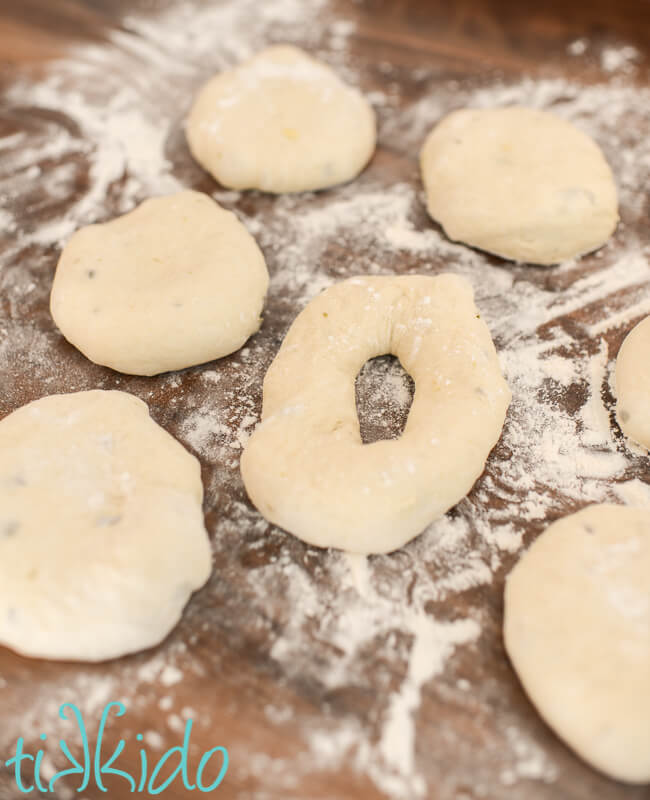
[240,274,511,554]
[50,190,268,376]
[616,315,650,449]
[0,390,212,662]
[420,106,618,265]
[504,504,650,783]
[186,45,376,193]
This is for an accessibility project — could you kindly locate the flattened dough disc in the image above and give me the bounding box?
[616,315,650,450]
[0,390,212,662]
[420,107,618,265]
[50,190,268,376]
[504,504,650,783]
[186,45,376,193]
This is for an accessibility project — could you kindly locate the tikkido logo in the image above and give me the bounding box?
[4,702,229,795]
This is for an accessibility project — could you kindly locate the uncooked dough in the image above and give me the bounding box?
[240,274,511,554]
[420,107,619,265]
[50,190,268,376]
[504,505,650,783]
[616,315,650,449]
[0,390,211,662]
[186,45,376,193]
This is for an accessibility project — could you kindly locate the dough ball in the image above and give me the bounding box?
[504,505,650,783]
[241,274,510,554]
[616,315,650,449]
[186,45,376,193]
[0,390,212,662]
[420,107,618,265]
[50,190,268,376]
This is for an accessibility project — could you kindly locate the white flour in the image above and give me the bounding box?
[0,1,649,798]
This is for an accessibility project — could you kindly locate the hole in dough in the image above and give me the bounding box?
[355,355,415,444]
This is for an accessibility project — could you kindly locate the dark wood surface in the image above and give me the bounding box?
[0,1,649,799]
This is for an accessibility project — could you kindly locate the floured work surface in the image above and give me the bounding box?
[0,1,649,798]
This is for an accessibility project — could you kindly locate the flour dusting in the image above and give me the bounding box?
[0,3,648,798]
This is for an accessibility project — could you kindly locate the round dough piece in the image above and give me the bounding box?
[420,107,618,265]
[0,390,212,662]
[186,45,376,193]
[616,315,650,449]
[504,505,650,783]
[240,274,511,554]
[50,190,269,376]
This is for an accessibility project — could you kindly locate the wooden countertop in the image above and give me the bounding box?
[0,1,648,799]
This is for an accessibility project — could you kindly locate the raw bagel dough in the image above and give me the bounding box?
[420,107,618,265]
[240,274,511,554]
[504,505,650,783]
[616,315,650,449]
[186,45,376,193]
[50,190,268,376]
[0,390,211,662]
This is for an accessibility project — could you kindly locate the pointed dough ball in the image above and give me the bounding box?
[420,107,618,265]
[186,45,376,193]
[50,190,268,376]
[0,390,212,662]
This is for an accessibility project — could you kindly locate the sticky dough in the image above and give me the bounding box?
[186,45,376,193]
[50,190,269,376]
[504,504,650,784]
[0,390,212,662]
[240,274,511,554]
[616,315,650,450]
[420,107,618,265]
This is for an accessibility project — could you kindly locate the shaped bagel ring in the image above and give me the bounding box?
[241,274,511,554]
